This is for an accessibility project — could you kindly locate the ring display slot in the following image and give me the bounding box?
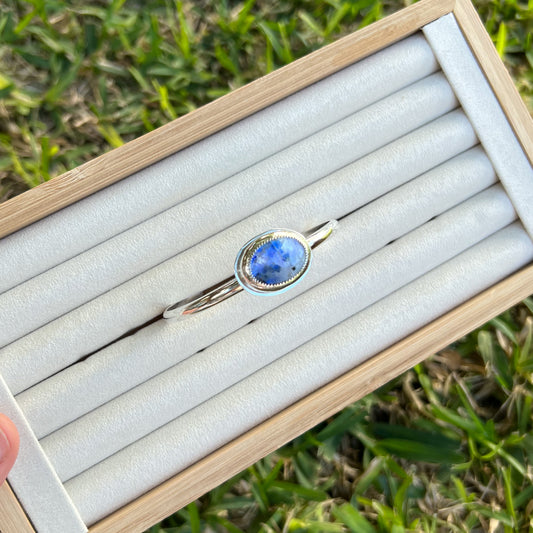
[17,142,490,431]
[63,223,533,525]
[0,71,458,348]
[2,109,478,395]
[0,34,437,294]
[41,185,516,482]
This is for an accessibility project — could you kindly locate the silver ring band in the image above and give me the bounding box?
[163,220,337,319]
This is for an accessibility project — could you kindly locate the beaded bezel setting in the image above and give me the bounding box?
[234,229,311,295]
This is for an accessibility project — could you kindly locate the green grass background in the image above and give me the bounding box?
[1,1,533,532]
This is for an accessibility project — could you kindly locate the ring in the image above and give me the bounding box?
[163,220,337,319]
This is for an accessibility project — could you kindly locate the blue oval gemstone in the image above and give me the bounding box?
[250,237,307,285]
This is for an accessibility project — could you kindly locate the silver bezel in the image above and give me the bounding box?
[234,229,311,295]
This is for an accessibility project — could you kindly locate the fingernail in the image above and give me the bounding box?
[0,427,10,462]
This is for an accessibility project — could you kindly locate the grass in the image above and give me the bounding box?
[0,0,531,197]
[0,1,532,532]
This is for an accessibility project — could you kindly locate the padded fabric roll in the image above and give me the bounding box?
[423,15,533,238]
[18,143,492,433]
[0,72,458,347]
[0,34,438,294]
[42,185,516,481]
[64,223,533,525]
[3,109,478,395]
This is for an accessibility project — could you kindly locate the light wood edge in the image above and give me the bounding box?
[0,482,35,533]
[88,261,533,533]
[452,0,533,165]
[0,0,454,240]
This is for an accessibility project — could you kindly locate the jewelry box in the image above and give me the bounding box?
[0,0,532,531]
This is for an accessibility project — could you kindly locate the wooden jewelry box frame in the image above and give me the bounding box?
[1,0,532,531]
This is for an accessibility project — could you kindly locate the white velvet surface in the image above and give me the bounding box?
[16,140,488,430]
[423,15,533,239]
[2,108,478,396]
[0,72,458,347]
[64,222,533,525]
[0,34,438,295]
[42,185,516,482]
[0,375,86,533]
